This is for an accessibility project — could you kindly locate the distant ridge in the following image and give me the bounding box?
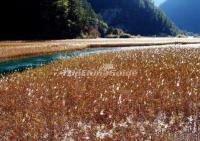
[161,0,200,34]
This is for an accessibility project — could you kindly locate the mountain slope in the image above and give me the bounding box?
[160,0,200,33]
[0,0,108,39]
[88,0,179,36]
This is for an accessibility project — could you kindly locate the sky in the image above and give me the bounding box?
[154,0,167,6]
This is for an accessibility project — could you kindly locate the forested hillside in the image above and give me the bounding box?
[89,0,179,36]
[161,0,200,34]
[0,0,180,39]
[0,0,108,39]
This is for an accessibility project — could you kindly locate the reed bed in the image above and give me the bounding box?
[1,38,200,60]
[0,47,200,140]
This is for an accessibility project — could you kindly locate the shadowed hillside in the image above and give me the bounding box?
[0,0,180,40]
[89,0,179,36]
[161,0,200,34]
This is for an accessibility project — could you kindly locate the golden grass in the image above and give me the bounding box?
[0,47,200,140]
[0,43,88,60]
[1,37,200,60]
[0,42,48,47]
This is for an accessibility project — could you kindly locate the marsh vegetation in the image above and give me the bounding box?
[0,46,199,140]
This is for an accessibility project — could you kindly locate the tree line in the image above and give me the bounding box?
[0,0,108,39]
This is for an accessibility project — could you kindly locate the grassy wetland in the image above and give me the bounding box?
[1,38,200,60]
[0,44,200,140]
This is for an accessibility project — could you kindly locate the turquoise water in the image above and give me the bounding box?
[0,47,121,75]
[1,44,198,75]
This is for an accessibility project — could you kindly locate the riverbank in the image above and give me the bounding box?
[1,37,200,60]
